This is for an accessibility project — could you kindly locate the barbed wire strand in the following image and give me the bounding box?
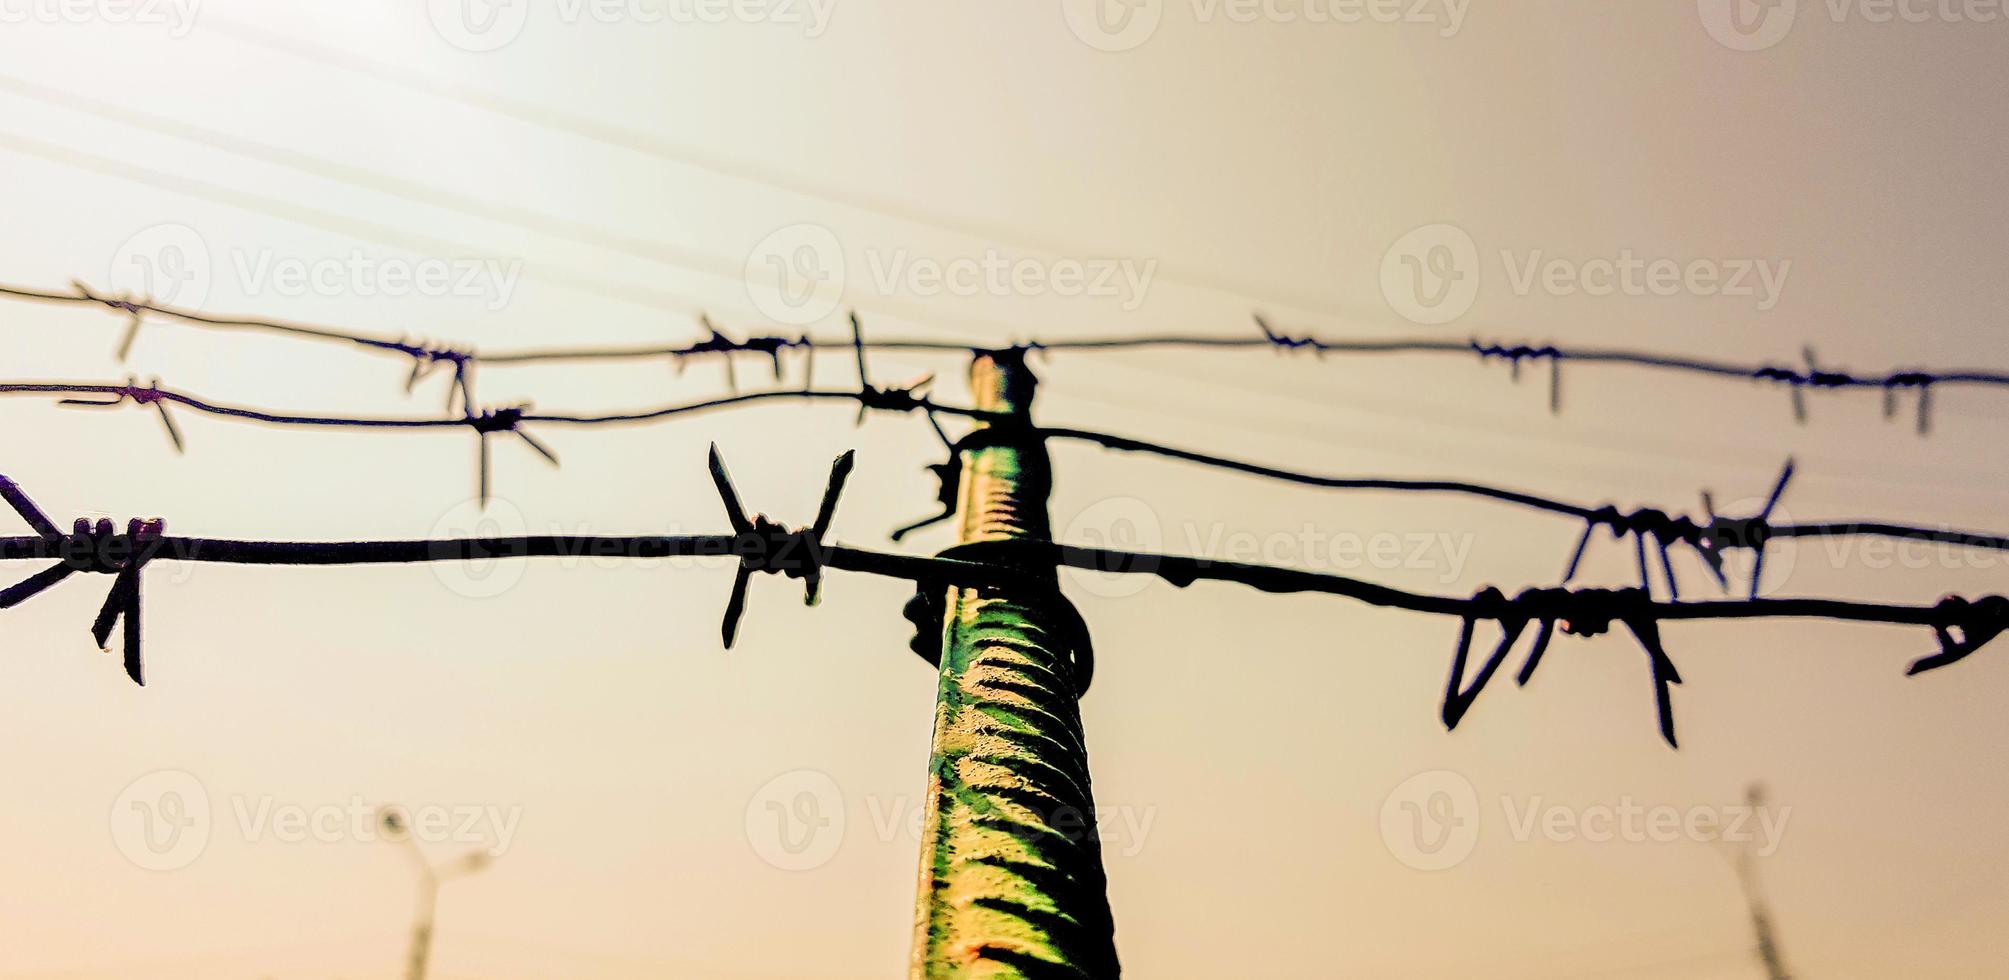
[0,460,2001,747]
[5,372,2006,600]
[7,284,2004,441]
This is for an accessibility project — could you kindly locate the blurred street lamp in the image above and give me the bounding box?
[379,806,496,980]
[1704,783,1793,980]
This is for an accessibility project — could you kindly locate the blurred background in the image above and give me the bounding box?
[1,1,2006,976]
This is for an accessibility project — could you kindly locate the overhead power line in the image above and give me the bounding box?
[202,17,1365,320]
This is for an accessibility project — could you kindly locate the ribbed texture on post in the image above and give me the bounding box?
[910,351,1119,979]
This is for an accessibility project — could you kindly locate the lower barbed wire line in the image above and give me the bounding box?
[0,529,1978,628]
[1046,543,1975,628]
[0,534,1023,587]
[3,454,2001,749]
[8,376,2003,576]
[1035,426,2009,563]
[522,391,1008,427]
[0,378,1002,433]
[0,381,462,428]
[1038,425,1597,519]
[1773,522,2009,551]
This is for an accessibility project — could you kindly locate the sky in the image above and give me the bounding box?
[1,1,2008,977]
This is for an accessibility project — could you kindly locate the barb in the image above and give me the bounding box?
[848,311,936,425]
[1470,340,1567,414]
[890,411,962,542]
[57,376,185,452]
[386,337,476,414]
[466,404,558,505]
[707,444,856,647]
[1905,595,2009,676]
[0,477,164,685]
[68,280,152,361]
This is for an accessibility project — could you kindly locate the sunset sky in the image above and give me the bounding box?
[1,2,2007,977]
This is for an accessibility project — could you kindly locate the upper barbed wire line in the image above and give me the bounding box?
[14,283,2009,410]
[200,16,1368,323]
[0,282,979,364]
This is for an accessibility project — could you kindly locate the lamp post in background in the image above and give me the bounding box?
[1733,784,1793,980]
[1705,783,1793,980]
[379,806,496,980]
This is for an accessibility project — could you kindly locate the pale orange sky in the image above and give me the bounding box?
[1,2,2007,977]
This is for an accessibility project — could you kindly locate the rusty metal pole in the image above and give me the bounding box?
[909,349,1119,978]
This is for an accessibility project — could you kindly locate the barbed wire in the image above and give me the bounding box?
[8,284,2008,437]
[8,279,2009,747]
[1,454,2001,748]
[4,369,2005,605]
